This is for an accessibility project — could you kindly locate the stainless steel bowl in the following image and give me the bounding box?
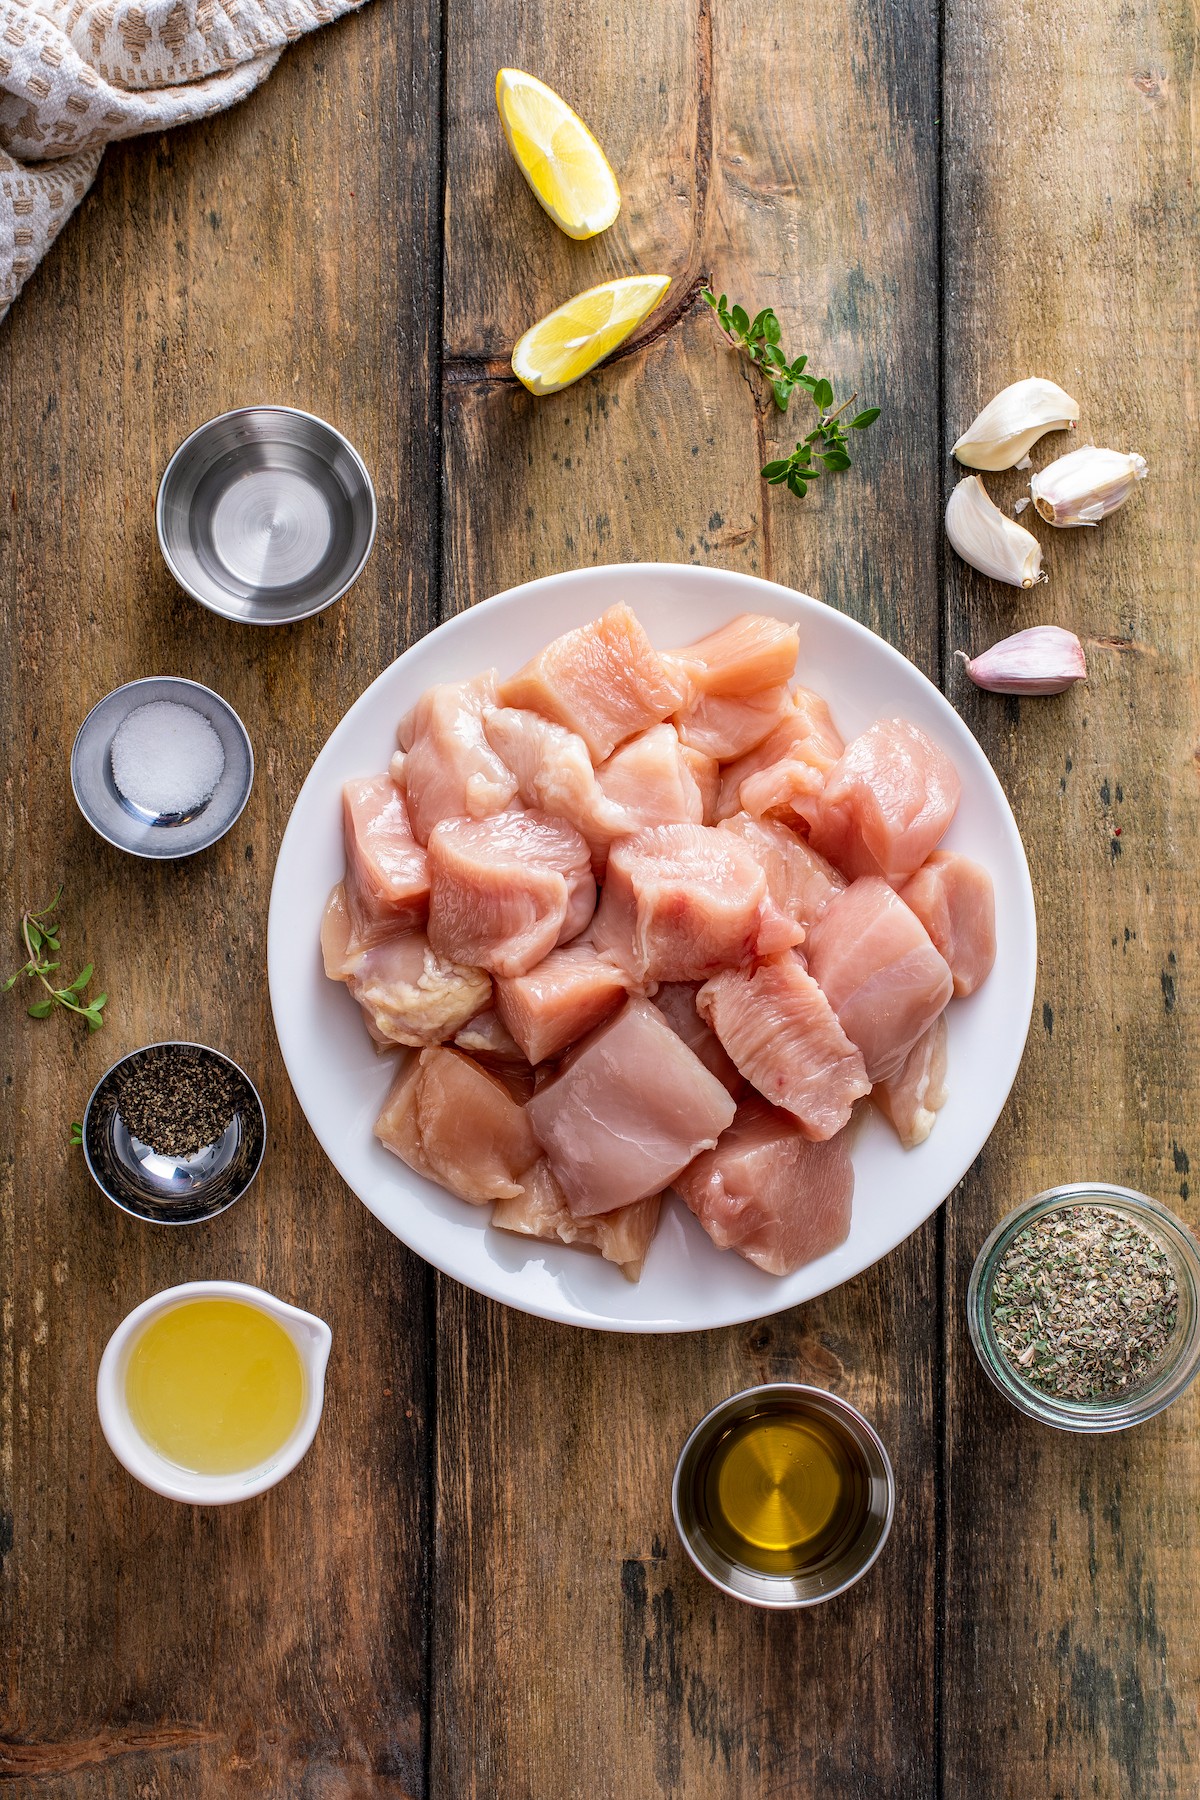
[672,1382,895,1608]
[71,676,253,860]
[156,406,377,625]
[83,1042,266,1224]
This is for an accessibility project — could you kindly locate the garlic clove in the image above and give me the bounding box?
[1029,445,1148,528]
[952,377,1081,471]
[945,475,1045,588]
[958,627,1087,695]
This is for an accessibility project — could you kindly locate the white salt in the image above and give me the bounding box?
[110,701,226,818]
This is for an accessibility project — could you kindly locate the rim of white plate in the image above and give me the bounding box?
[267,562,1037,1332]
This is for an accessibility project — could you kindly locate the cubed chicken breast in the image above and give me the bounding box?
[718,812,846,934]
[498,603,682,762]
[674,1097,854,1275]
[899,851,996,997]
[527,996,737,1216]
[494,941,629,1064]
[375,1048,540,1203]
[805,877,953,1081]
[492,1158,661,1281]
[330,924,491,1047]
[800,718,961,885]
[594,724,707,831]
[343,773,430,927]
[482,705,627,864]
[697,954,870,1140]
[453,1008,526,1061]
[399,671,519,844]
[674,683,795,761]
[590,822,797,984]
[715,689,845,821]
[426,810,596,978]
[873,1014,948,1149]
[650,981,744,1098]
[667,613,799,696]
[679,744,721,823]
[321,882,362,980]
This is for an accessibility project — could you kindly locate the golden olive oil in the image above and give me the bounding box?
[694,1399,871,1576]
[125,1298,305,1476]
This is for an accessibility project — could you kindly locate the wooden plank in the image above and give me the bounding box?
[0,8,442,1796]
[433,2,943,1794]
[942,3,1200,1794]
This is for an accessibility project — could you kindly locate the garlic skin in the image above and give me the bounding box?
[945,475,1045,588]
[1029,445,1148,527]
[959,627,1087,695]
[952,378,1081,471]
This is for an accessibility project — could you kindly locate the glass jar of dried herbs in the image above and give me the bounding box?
[967,1185,1200,1432]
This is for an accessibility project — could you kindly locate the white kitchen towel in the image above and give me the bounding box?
[0,0,368,321]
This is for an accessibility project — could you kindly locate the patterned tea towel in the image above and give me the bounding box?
[0,0,369,322]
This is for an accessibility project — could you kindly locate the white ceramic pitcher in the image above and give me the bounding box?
[96,1279,332,1504]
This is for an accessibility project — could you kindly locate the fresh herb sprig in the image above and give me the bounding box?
[762,392,881,500]
[702,288,811,411]
[701,284,880,498]
[4,889,107,1032]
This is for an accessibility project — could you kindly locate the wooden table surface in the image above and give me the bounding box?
[2,1,1197,1795]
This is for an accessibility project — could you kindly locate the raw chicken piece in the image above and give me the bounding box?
[715,689,845,821]
[453,1008,525,1061]
[650,981,744,1098]
[873,1015,948,1149]
[321,882,362,980]
[674,683,794,761]
[590,823,797,984]
[399,672,519,844]
[482,706,626,863]
[805,877,953,1081]
[667,614,799,696]
[426,810,596,978]
[595,724,706,831]
[527,996,737,1215]
[492,1158,661,1281]
[718,813,846,934]
[675,1097,854,1275]
[679,744,721,823]
[494,941,629,1064]
[498,603,682,762]
[333,926,491,1047]
[343,774,430,926]
[697,955,870,1140]
[375,1048,539,1202]
[899,851,996,997]
[800,718,961,885]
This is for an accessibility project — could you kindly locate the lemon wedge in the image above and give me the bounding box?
[511,274,671,396]
[496,68,621,240]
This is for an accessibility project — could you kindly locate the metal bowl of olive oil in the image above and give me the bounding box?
[672,1383,895,1608]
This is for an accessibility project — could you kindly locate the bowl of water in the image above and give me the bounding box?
[156,406,376,625]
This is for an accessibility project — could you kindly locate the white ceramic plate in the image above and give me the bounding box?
[268,564,1036,1332]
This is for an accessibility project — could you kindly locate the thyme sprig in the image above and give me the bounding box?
[702,284,880,498]
[4,889,107,1032]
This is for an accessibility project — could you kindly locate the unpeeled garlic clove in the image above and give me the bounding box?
[945,475,1045,588]
[1029,445,1148,527]
[958,626,1087,695]
[952,377,1080,471]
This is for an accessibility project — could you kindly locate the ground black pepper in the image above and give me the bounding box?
[116,1053,239,1158]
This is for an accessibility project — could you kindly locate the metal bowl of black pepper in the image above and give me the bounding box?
[82,1043,266,1224]
[967,1183,1200,1432]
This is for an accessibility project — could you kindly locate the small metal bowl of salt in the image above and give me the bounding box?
[83,1042,266,1224]
[71,676,253,859]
